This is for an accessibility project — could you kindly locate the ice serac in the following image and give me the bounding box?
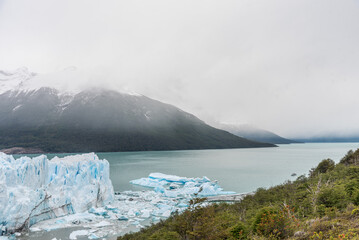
[0,152,114,235]
[130,172,235,198]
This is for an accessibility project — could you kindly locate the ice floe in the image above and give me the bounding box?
[69,229,92,239]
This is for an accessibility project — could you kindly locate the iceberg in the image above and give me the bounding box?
[69,229,91,239]
[0,152,114,235]
[130,172,235,197]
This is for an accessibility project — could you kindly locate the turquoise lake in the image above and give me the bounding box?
[24,142,359,194]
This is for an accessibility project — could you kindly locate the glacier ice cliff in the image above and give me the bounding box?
[0,152,114,235]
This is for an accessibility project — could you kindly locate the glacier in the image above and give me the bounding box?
[26,172,237,239]
[0,152,237,239]
[0,152,114,235]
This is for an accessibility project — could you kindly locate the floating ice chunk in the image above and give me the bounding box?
[130,172,210,189]
[141,209,152,218]
[88,233,100,239]
[162,210,171,218]
[105,205,117,211]
[55,219,66,224]
[92,221,111,228]
[156,203,172,211]
[89,207,108,216]
[152,203,175,217]
[154,186,165,193]
[0,152,114,235]
[130,173,235,197]
[169,183,180,189]
[127,208,140,217]
[29,227,41,232]
[69,230,89,239]
[163,189,178,198]
[149,173,191,183]
[130,220,140,225]
[118,216,129,221]
[177,203,188,208]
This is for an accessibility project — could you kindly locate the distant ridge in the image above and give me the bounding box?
[217,123,298,144]
[294,136,359,143]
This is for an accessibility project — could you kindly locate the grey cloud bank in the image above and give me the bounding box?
[0,0,358,138]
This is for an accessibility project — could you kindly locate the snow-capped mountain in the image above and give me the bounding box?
[0,68,275,152]
[0,67,37,94]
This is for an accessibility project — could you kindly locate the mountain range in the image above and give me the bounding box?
[216,123,297,144]
[0,68,275,153]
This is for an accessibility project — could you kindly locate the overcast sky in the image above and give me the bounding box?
[0,0,359,138]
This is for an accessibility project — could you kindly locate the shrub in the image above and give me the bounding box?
[252,205,299,239]
[149,230,181,240]
[230,222,248,239]
[347,166,359,178]
[317,204,326,218]
[351,208,359,216]
[168,204,237,240]
[310,159,335,177]
[351,189,359,206]
[317,186,348,210]
[309,221,333,236]
[340,149,359,166]
[324,207,337,219]
[344,179,359,196]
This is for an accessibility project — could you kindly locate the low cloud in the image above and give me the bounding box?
[0,0,358,138]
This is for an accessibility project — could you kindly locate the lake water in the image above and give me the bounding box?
[104,142,359,193]
[29,142,359,194]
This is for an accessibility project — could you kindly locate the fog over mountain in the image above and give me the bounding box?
[0,68,274,152]
[0,0,359,139]
[216,123,298,144]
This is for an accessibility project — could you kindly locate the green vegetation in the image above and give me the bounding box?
[0,124,274,153]
[118,148,359,239]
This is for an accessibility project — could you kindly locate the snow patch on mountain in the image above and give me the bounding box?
[0,67,36,94]
[0,67,142,97]
[12,104,22,112]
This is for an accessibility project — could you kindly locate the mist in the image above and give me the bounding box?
[0,0,359,138]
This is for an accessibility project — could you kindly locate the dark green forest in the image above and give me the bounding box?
[0,124,274,153]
